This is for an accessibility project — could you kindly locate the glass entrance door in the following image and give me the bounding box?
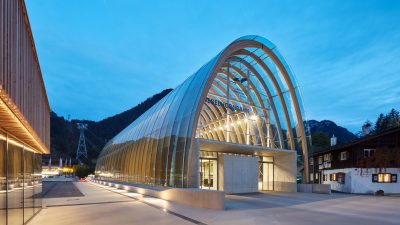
[258,156,274,191]
[200,158,218,190]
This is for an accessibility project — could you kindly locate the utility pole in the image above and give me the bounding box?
[76,123,88,163]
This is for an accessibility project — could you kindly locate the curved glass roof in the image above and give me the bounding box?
[96,35,310,187]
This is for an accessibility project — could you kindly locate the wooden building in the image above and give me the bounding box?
[0,0,50,224]
[310,127,400,194]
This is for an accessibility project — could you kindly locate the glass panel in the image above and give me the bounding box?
[7,144,23,225]
[199,159,218,190]
[259,161,274,191]
[33,153,42,213]
[0,138,6,225]
[23,150,34,223]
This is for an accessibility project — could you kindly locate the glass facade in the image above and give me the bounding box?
[96,35,311,187]
[1,1,49,223]
[0,130,42,225]
[258,156,274,191]
[200,158,218,190]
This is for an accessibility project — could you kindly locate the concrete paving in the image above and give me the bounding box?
[29,181,400,225]
[42,181,84,198]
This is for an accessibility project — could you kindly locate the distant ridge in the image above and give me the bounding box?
[306,119,357,144]
[49,88,173,164]
[49,89,357,165]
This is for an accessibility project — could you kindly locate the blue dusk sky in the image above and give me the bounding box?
[25,0,400,132]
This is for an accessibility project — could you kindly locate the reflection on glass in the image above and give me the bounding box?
[258,157,274,191]
[23,151,34,223]
[0,139,6,225]
[7,145,23,225]
[200,158,218,190]
[34,154,42,214]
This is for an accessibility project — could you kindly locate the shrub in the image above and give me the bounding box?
[375,189,384,196]
[74,164,91,178]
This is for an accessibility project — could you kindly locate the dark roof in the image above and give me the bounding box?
[312,126,400,156]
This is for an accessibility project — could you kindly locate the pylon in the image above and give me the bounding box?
[76,123,88,163]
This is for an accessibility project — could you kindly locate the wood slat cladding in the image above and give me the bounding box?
[0,0,50,153]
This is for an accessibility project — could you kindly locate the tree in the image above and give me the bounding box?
[74,164,91,178]
[374,113,385,132]
[362,120,373,136]
[387,108,400,128]
[374,109,400,133]
[311,132,330,153]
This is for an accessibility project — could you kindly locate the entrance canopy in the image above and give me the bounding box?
[199,138,293,157]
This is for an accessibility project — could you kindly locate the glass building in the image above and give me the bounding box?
[96,35,310,192]
[0,1,51,224]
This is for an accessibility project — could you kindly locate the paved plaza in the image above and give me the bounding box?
[29,181,400,225]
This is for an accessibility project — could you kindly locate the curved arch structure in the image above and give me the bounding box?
[95,35,310,188]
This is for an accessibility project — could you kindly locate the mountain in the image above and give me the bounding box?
[49,88,173,165]
[306,119,357,144]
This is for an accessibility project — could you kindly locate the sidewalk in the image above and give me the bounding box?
[29,182,194,225]
[29,181,400,225]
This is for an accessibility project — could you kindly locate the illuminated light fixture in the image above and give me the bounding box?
[236,121,241,125]
[250,115,258,120]
[0,89,48,153]
[214,128,217,131]
[219,126,223,130]
[244,118,248,122]
[0,133,36,153]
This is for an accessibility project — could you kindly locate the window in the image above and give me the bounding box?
[337,173,345,184]
[318,156,323,165]
[310,173,314,182]
[329,173,345,183]
[372,173,397,183]
[340,151,348,161]
[330,173,337,181]
[315,173,319,180]
[309,157,314,166]
[364,149,375,157]
[323,153,331,162]
[323,174,328,181]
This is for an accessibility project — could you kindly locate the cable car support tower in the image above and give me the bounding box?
[76,123,88,163]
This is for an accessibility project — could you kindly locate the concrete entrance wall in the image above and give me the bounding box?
[273,152,297,192]
[218,154,258,194]
[198,138,297,193]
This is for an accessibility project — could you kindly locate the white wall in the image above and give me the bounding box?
[274,152,297,192]
[322,168,400,194]
[219,155,258,194]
